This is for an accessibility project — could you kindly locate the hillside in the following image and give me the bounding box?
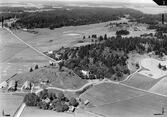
[1,7,144,29]
[12,66,88,90]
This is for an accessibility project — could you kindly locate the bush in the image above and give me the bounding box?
[69,97,79,107]
[35,64,39,70]
[39,89,49,99]
[116,30,129,36]
[53,101,69,112]
[57,92,65,101]
[29,67,33,72]
[23,93,39,106]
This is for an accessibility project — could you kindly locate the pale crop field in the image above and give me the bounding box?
[0,28,50,82]
[21,107,96,117]
[150,76,167,96]
[0,94,23,117]
[80,83,145,107]
[87,93,167,117]
[122,73,160,90]
[139,58,167,79]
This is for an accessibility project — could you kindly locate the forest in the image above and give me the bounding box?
[53,33,167,81]
[1,6,167,29]
[0,6,161,29]
[14,7,142,29]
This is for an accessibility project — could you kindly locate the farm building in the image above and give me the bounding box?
[48,50,53,54]
[0,81,7,89]
[81,70,90,78]
[84,100,90,106]
[68,106,75,112]
[42,97,50,104]
[8,80,17,91]
[40,79,50,85]
[22,81,32,90]
[49,60,58,66]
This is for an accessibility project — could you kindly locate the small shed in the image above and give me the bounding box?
[84,100,90,106]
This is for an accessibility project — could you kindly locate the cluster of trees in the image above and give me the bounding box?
[148,25,167,39]
[116,30,130,36]
[23,89,79,112]
[29,64,39,72]
[158,63,167,71]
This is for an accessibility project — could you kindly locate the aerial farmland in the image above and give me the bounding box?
[1,0,167,117]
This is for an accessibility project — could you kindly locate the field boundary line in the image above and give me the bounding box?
[120,83,167,98]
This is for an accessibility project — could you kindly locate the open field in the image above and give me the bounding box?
[12,18,154,52]
[80,83,146,107]
[149,76,167,96]
[0,94,23,117]
[0,28,52,82]
[122,73,161,90]
[21,107,97,117]
[86,93,167,117]
[139,58,167,79]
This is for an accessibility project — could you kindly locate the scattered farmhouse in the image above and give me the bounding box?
[68,106,75,112]
[0,81,8,89]
[22,81,32,90]
[81,70,90,78]
[8,80,17,92]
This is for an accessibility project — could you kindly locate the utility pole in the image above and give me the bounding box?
[153,0,167,25]
[2,16,4,28]
[162,14,164,24]
[162,0,166,24]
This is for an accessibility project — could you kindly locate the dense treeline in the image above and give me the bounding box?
[23,89,79,112]
[2,7,144,29]
[1,6,167,29]
[116,30,130,36]
[15,7,143,29]
[0,6,37,13]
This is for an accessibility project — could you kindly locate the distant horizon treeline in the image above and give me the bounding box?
[2,6,165,29]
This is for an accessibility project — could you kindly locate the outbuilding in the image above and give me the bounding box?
[22,81,32,90]
[8,80,17,91]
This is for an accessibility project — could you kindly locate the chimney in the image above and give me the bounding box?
[162,14,164,24]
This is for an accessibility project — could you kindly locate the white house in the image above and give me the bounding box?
[42,97,50,103]
[48,50,53,54]
[0,81,7,89]
[22,81,32,90]
[23,28,28,31]
[81,70,90,78]
[68,106,75,112]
